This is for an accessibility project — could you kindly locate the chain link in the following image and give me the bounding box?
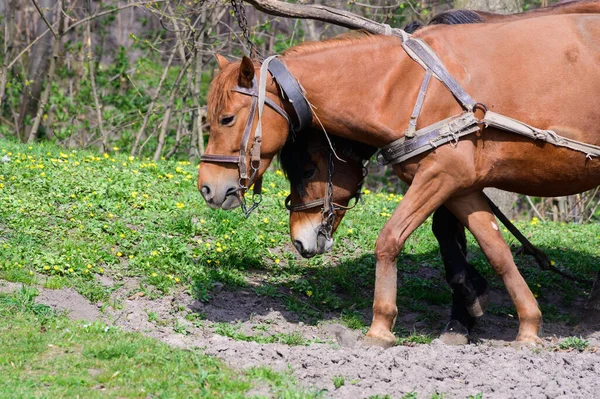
[230,0,261,59]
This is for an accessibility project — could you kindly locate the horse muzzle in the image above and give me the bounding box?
[199,183,242,210]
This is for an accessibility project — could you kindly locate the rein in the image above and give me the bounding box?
[200,56,312,217]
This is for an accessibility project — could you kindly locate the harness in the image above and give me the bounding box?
[284,145,368,240]
[380,31,600,164]
[200,56,313,216]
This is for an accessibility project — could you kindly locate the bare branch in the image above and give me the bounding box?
[31,0,58,38]
[243,0,390,34]
[8,0,167,70]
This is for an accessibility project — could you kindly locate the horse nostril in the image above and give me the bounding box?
[225,186,238,197]
[293,240,304,254]
[201,185,213,202]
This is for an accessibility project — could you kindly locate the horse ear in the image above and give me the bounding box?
[238,56,255,88]
[215,54,230,70]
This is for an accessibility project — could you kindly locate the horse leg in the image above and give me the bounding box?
[445,191,542,343]
[432,206,489,344]
[365,173,459,347]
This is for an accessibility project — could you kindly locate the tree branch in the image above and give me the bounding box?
[243,0,389,34]
[31,0,58,39]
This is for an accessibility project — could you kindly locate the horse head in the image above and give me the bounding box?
[198,55,291,210]
[282,130,375,257]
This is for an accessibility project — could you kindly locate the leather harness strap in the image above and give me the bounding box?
[382,28,600,164]
[406,69,432,138]
[382,112,480,165]
[402,37,476,111]
[267,58,313,133]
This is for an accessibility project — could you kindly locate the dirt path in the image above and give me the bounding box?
[3,277,599,398]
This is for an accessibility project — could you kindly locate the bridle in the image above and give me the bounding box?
[285,145,369,241]
[200,56,313,217]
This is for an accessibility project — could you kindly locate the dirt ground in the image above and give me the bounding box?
[3,277,599,399]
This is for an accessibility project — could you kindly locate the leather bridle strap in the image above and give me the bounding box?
[231,87,290,124]
[285,194,361,212]
[200,55,313,217]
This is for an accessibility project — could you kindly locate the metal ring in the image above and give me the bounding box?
[473,102,488,124]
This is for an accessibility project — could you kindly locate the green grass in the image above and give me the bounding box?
[1,137,599,344]
[0,286,318,398]
[556,336,590,352]
[213,322,322,346]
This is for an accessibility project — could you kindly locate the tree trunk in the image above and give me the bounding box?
[18,0,54,141]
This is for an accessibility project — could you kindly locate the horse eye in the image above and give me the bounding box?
[220,115,235,126]
[303,167,316,180]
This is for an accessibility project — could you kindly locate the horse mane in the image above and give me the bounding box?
[428,9,485,26]
[206,58,262,118]
[280,132,312,196]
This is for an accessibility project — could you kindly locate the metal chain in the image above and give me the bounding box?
[318,151,336,240]
[230,0,260,59]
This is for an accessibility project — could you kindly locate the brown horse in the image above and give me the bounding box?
[199,14,600,345]
[280,1,600,344]
[282,130,493,343]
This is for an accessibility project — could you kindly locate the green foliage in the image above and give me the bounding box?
[332,375,345,389]
[213,322,319,346]
[557,336,589,352]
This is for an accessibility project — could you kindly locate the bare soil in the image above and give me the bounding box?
[2,277,599,399]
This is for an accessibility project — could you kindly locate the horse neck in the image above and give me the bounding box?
[281,37,425,147]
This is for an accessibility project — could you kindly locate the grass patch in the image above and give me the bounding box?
[556,336,590,352]
[213,322,321,346]
[1,138,599,334]
[0,286,316,398]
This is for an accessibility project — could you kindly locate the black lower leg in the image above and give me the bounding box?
[433,206,489,322]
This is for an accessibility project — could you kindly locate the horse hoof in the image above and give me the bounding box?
[362,330,396,348]
[515,332,544,345]
[466,287,490,318]
[440,320,469,345]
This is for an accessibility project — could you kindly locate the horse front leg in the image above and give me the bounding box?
[364,173,459,347]
[445,191,543,344]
